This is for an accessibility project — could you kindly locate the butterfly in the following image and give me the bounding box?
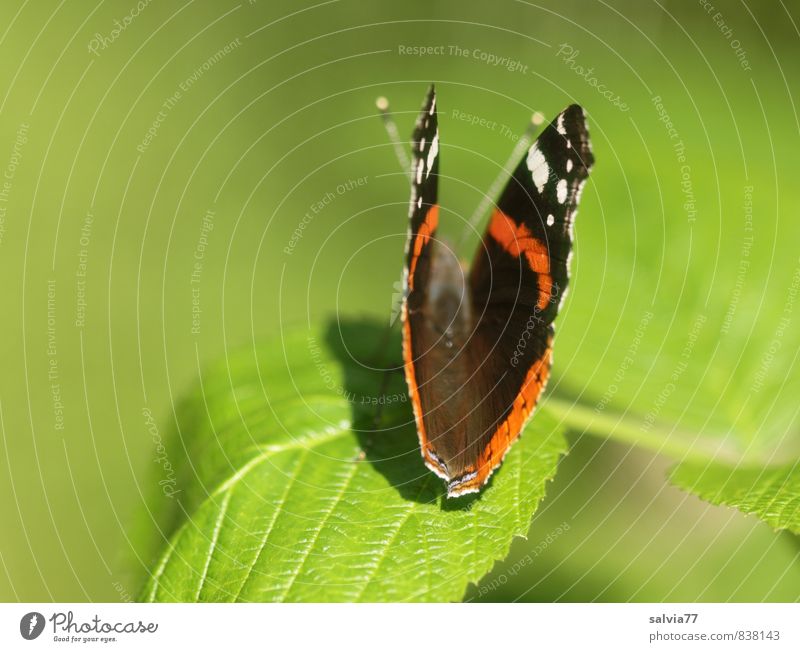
[401,85,594,497]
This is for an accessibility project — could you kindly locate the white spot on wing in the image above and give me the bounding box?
[547,214,555,226]
[556,179,568,203]
[526,144,549,194]
[429,97,436,115]
[416,159,424,184]
[417,196,422,209]
[420,137,426,151]
[426,132,438,178]
[557,113,567,135]
[566,158,573,173]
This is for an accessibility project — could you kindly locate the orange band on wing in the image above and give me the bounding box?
[401,308,437,472]
[487,209,552,310]
[408,205,439,290]
[448,343,552,496]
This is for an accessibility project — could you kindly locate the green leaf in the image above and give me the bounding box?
[670,461,800,535]
[141,320,566,602]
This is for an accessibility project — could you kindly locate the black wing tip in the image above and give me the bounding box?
[421,84,437,117]
[558,104,589,131]
[559,104,586,123]
[413,84,438,141]
[556,103,594,169]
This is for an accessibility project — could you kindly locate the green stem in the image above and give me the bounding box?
[542,396,745,464]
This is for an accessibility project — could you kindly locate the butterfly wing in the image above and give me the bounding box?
[403,84,439,301]
[471,104,593,320]
[445,104,593,495]
[401,85,451,480]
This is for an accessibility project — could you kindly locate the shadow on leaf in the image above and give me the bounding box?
[323,316,482,509]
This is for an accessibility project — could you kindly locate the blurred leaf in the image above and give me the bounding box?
[468,437,800,602]
[670,462,800,535]
[141,320,566,602]
[537,396,799,536]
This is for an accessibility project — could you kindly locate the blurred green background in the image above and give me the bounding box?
[1,0,798,601]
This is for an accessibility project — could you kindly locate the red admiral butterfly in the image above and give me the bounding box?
[401,85,594,497]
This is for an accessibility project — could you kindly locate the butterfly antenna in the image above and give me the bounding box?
[458,111,545,246]
[376,96,412,180]
[373,95,411,421]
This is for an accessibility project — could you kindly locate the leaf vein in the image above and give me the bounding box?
[194,487,233,601]
[232,447,310,602]
[275,460,360,601]
[351,474,433,601]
